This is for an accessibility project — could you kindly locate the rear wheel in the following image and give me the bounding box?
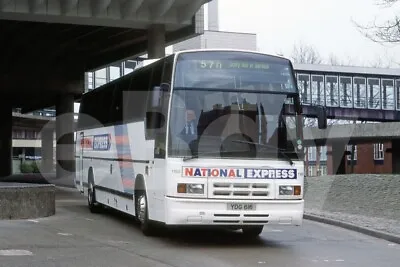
[88,177,102,213]
[242,226,264,237]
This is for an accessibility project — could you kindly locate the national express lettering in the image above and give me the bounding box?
[93,134,111,151]
[182,167,297,179]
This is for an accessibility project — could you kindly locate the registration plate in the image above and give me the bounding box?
[227,203,255,211]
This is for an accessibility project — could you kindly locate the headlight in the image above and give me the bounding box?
[177,183,205,194]
[279,185,301,196]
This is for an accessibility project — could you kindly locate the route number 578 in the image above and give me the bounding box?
[200,60,222,69]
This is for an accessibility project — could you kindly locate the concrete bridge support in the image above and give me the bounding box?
[41,127,54,173]
[328,142,346,175]
[0,103,12,177]
[56,94,75,183]
[148,24,166,58]
[391,140,400,174]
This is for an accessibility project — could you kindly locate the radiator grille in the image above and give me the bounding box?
[211,182,271,199]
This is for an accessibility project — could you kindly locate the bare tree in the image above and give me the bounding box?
[328,53,342,66]
[368,52,399,68]
[290,42,323,64]
[328,53,359,66]
[354,0,400,43]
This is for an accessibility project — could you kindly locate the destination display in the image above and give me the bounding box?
[174,53,297,93]
[196,59,270,71]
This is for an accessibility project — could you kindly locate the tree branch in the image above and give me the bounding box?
[353,0,400,44]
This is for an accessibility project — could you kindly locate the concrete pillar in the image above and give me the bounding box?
[21,148,26,164]
[391,140,400,174]
[327,142,346,175]
[0,104,12,177]
[56,94,75,183]
[148,24,166,58]
[41,127,54,173]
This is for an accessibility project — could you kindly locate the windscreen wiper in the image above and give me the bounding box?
[182,149,252,162]
[182,151,219,162]
[231,140,295,166]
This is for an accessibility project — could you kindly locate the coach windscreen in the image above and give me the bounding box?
[167,51,303,161]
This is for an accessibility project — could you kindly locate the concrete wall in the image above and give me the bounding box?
[173,34,202,51]
[207,0,219,31]
[201,31,257,50]
[172,30,257,52]
[0,183,56,219]
[304,174,400,221]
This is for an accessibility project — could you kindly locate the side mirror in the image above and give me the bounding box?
[151,83,170,108]
[146,111,165,129]
[316,105,327,129]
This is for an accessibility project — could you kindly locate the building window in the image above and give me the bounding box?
[367,78,381,109]
[87,72,94,90]
[12,129,25,139]
[311,75,324,106]
[308,166,316,176]
[381,79,395,110]
[95,68,107,88]
[373,143,384,160]
[319,165,327,176]
[325,75,339,107]
[339,76,353,108]
[319,146,327,161]
[123,60,137,75]
[110,66,121,81]
[346,145,357,161]
[307,146,316,161]
[25,130,38,139]
[353,77,367,108]
[396,79,400,110]
[297,74,311,105]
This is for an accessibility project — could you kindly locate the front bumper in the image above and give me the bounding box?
[164,197,304,226]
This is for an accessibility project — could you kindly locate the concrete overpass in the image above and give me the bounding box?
[298,122,400,174]
[0,0,210,178]
[301,122,400,147]
[1,0,208,111]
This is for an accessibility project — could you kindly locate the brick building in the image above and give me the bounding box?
[342,142,392,174]
[306,141,394,176]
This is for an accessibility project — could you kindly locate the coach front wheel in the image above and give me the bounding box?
[136,191,157,236]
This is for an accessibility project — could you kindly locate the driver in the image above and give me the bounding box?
[184,109,197,135]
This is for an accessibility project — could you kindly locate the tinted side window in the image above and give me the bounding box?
[96,89,113,127]
[123,67,151,123]
[111,77,132,125]
[78,87,113,130]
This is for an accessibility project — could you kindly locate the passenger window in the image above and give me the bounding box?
[123,68,151,124]
[110,84,123,125]
[79,89,113,129]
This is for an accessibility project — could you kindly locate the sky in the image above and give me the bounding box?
[214,0,400,67]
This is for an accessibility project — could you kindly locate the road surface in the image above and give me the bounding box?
[0,187,399,267]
